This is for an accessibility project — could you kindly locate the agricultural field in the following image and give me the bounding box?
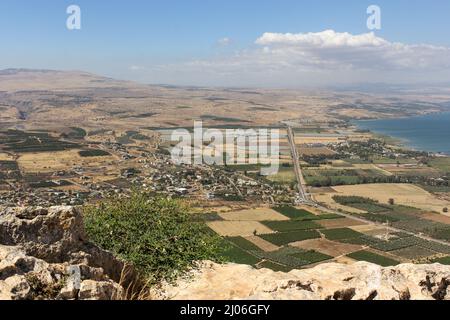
[16,149,117,174]
[431,256,450,265]
[207,221,274,237]
[304,167,387,187]
[265,165,296,185]
[0,153,14,161]
[290,238,364,257]
[79,149,111,157]
[210,204,447,271]
[259,230,321,246]
[328,195,450,241]
[318,184,450,213]
[218,207,289,221]
[0,130,81,153]
[298,146,336,156]
[346,250,399,267]
[429,157,450,173]
[0,160,22,180]
[212,206,348,269]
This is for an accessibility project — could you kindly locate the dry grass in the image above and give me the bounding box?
[294,136,342,144]
[219,208,290,221]
[17,149,116,173]
[0,153,13,161]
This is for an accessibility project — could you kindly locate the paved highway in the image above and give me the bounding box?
[287,126,309,202]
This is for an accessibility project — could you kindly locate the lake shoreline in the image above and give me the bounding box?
[352,111,450,156]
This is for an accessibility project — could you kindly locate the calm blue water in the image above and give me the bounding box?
[354,112,450,155]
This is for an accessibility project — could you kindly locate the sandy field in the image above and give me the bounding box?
[294,136,343,144]
[17,149,116,173]
[245,236,280,252]
[0,153,14,161]
[313,193,368,214]
[290,238,364,257]
[219,208,290,221]
[207,221,274,237]
[331,184,450,213]
[317,218,366,229]
[421,212,450,224]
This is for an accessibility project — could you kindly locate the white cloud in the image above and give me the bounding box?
[255,30,388,48]
[129,30,450,87]
[217,37,232,46]
[129,65,145,71]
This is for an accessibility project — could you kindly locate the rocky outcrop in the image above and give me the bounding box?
[153,261,450,300]
[2,206,450,300]
[0,206,127,300]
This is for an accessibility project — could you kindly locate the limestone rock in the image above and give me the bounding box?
[153,261,450,300]
[0,206,127,300]
[78,280,123,300]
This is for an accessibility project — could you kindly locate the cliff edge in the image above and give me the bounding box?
[1,206,449,300]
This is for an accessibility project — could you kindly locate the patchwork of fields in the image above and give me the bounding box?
[208,205,450,272]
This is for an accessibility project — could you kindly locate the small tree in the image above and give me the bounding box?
[388,198,395,205]
[83,191,223,283]
[444,207,448,213]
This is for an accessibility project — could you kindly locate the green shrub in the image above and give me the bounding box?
[83,192,223,283]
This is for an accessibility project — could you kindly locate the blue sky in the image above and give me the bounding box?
[1,0,450,87]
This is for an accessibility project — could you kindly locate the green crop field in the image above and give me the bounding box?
[431,256,450,265]
[226,236,261,251]
[430,157,450,173]
[273,206,318,220]
[261,220,322,232]
[347,250,399,267]
[79,149,111,157]
[0,160,22,179]
[0,130,81,153]
[260,230,321,246]
[289,250,333,264]
[222,243,261,265]
[29,180,73,189]
[391,246,437,260]
[321,228,363,241]
[257,260,294,272]
[252,247,330,268]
